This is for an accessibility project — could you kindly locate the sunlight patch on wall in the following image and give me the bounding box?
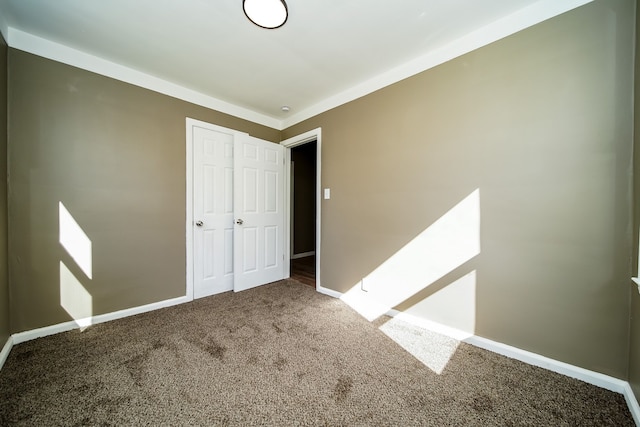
[59,202,92,279]
[59,201,94,327]
[60,261,92,327]
[341,189,480,321]
[378,317,460,375]
[406,270,477,334]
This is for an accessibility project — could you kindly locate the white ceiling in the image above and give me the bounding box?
[0,0,590,129]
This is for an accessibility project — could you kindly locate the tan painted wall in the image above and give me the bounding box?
[7,49,279,333]
[629,0,640,400]
[283,0,635,378]
[0,33,9,346]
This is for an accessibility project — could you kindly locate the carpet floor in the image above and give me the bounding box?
[0,279,634,426]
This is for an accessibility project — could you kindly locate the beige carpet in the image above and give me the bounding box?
[0,279,634,426]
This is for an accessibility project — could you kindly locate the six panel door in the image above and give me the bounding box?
[233,135,285,292]
[193,126,235,297]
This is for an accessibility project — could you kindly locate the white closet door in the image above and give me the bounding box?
[192,126,234,298]
[233,135,285,292]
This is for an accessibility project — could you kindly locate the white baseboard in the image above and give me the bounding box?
[385,309,474,341]
[386,308,630,393]
[316,287,640,424]
[291,251,315,260]
[622,382,640,426]
[12,295,190,345]
[464,334,627,393]
[316,284,342,299]
[0,335,13,371]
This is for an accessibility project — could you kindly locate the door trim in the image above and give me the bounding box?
[185,117,248,300]
[281,128,322,290]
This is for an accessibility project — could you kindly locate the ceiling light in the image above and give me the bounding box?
[243,0,288,29]
[281,106,290,112]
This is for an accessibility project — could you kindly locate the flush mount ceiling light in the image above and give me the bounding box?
[243,0,288,29]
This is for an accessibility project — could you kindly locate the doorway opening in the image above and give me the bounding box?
[290,140,316,287]
[282,127,322,291]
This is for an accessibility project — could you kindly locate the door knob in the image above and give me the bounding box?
[236,219,244,225]
[195,220,203,227]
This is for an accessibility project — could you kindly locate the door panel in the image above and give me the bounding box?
[193,126,234,298]
[234,135,285,292]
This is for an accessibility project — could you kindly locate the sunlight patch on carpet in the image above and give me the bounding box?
[378,317,460,375]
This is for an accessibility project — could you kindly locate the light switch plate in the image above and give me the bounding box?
[324,188,330,199]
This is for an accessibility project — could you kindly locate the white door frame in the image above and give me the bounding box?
[281,128,322,290]
[185,117,248,300]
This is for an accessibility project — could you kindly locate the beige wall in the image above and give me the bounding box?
[0,32,9,346]
[629,0,640,401]
[283,0,635,378]
[7,49,279,333]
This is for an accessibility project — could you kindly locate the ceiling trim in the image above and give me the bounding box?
[281,0,593,129]
[4,0,593,132]
[6,28,283,130]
